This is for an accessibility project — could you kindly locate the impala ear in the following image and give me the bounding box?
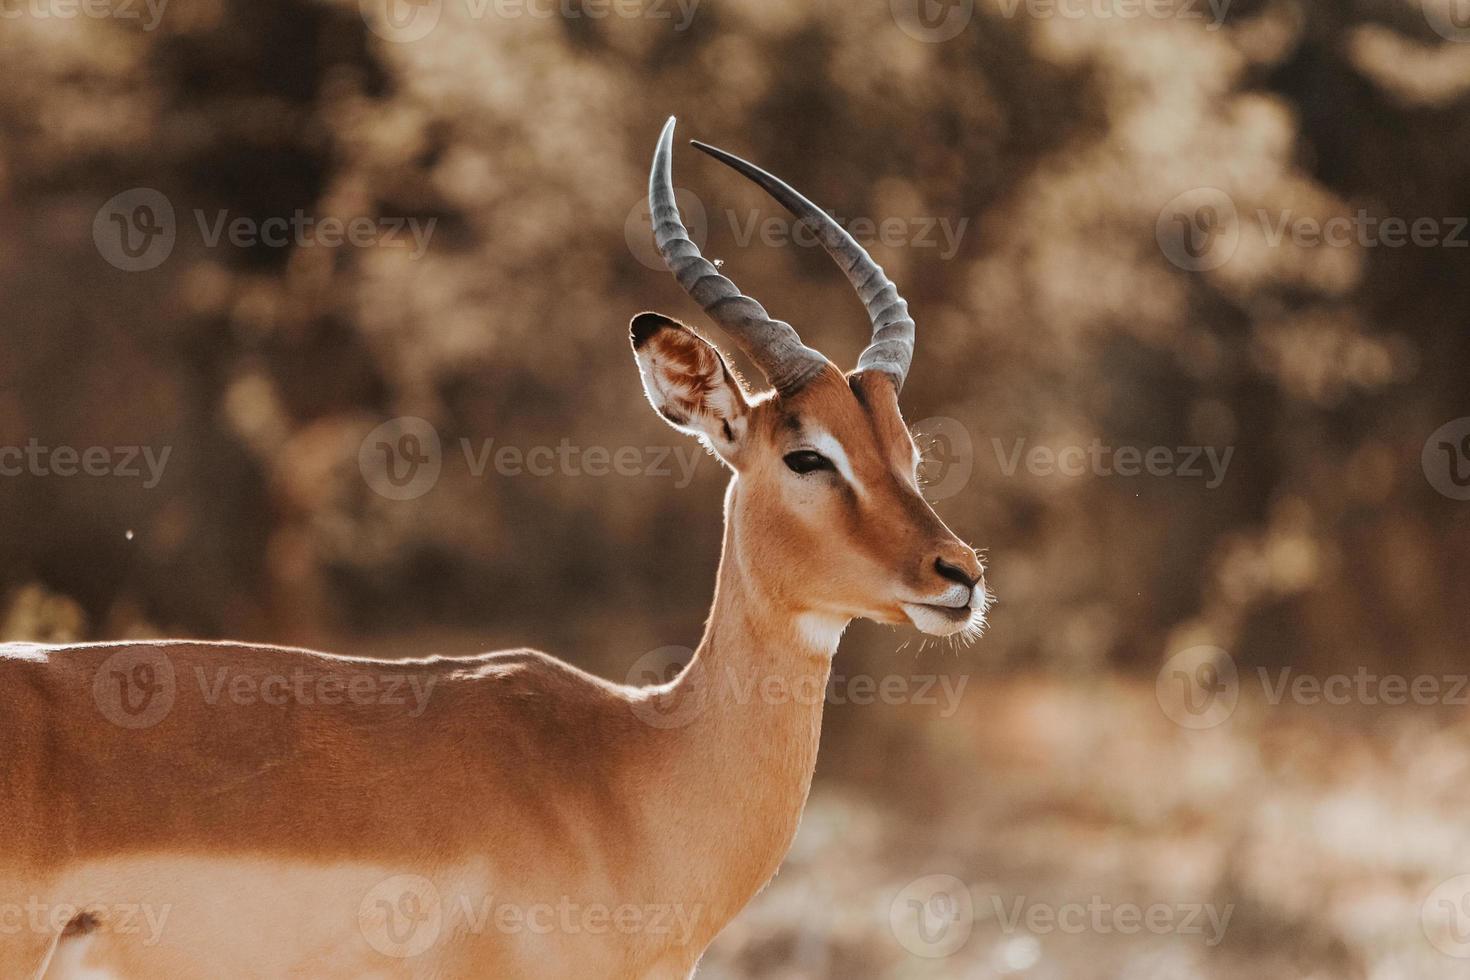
[631,312,751,465]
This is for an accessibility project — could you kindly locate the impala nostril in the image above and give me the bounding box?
[934,556,980,590]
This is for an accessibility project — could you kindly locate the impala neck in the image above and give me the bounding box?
[657,479,846,928]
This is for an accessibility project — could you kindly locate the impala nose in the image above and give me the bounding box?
[934,554,982,590]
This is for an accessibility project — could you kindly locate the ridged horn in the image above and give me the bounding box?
[648,118,828,395]
[690,138,916,392]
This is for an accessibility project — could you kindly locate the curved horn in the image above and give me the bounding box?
[648,118,828,395]
[690,139,917,393]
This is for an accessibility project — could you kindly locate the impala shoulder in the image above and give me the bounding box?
[452,648,630,699]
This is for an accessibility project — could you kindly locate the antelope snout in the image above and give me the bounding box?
[899,540,988,638]
[934,555,981,591]
[931,543,983,596]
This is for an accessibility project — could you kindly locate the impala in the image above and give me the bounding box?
[0,118,988,979]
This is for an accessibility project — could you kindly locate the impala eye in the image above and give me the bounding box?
[783,450,834,475]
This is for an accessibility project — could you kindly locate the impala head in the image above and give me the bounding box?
[632,117,989,641]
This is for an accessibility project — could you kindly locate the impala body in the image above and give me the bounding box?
[0,118,988,979]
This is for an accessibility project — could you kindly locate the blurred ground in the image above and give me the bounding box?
[3,0,1469,974]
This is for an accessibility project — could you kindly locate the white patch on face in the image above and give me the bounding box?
[805,429,860,493]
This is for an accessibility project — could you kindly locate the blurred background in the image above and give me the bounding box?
[3,0,1469,975]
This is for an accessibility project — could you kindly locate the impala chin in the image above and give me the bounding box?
[901,589,991,640]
